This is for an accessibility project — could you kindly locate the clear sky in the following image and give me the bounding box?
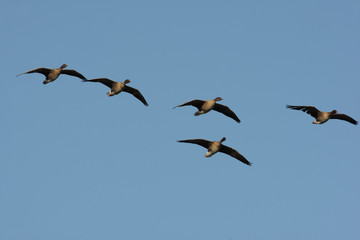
[1,0,359,239]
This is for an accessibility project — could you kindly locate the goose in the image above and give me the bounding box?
[174,97,240,123]
[286,105,358,125]
[17,64,86,84]
[178,137,251,166]
[83,78,148,106]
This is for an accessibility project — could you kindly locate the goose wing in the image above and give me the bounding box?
[173,99,205,110]
[61,69,86,80]
[17,68,51,77]
[219,145,252,166]
[123,85,148,106]
[330,114,358,125]
[177,139,212,149]
[83,78,115,89]
[286,105,320,118]
[213,103,241,123]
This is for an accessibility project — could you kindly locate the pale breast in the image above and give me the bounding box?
[201,100,215,112]
[111,82,125,95]
[208,142,221,154]
[47,69,61,81]
[317,112,331,123]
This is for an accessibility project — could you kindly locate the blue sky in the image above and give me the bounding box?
[1,0,359,239]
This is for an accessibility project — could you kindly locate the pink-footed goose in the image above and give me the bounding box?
[286,105,358,125]
[178,137,251,166]
[174,97,240,123]
[83,78,148,106]
[17,64,86,84]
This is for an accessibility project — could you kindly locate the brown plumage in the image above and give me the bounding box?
[286,105,358,125]
[83,78,148,106]
[174,97,240,123]
[17,64,86,84]
[178,137,251,166]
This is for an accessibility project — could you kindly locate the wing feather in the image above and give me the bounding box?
[83,78,115,88]
[213,103,240,123]
[123,85,148,106]
[219,145,252,166]
[61,69,86,80]
[330,114,358,125]
[17,68,51,77]
[173,100,205,110]
[177,139,212,149]
[286,105,320,118]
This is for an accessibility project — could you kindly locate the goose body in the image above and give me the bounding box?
[205,139,222,157]
[84,78,148,106]
[174,97,240,123]
[17,64,86,84]
[286,105,358,125]
[178,137,251,166]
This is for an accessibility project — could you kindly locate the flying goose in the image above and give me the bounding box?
[286,105,358,125]
[17,64,86,84]
[174,97,240,123]
[83,78,148,106]
[178,137,251,166]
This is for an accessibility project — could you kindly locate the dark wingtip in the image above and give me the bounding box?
[142,100,149,106]
[173,104,181,109]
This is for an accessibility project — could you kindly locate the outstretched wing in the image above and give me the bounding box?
[177,139,212,149]
[83,78,115,89]
[123,85,148,106]
[330,114,358,125]
[219,145,252,166]
[286,105,320,118]
[213,103,241,123]
[173,99,205,110]
[61,69,86,80]
[17,68,51,77]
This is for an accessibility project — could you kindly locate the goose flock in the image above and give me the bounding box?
[17,64,358,166]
